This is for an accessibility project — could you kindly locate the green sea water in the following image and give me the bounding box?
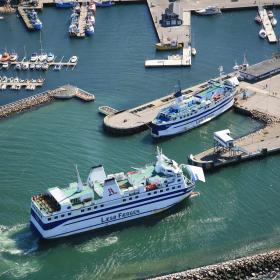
[0,4,279,280]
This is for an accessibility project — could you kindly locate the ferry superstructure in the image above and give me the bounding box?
[30,149,205,239]
[150,77,239,138]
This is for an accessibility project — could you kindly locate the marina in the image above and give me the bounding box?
[0,76,44,90]
[0,85,94,119]
[0,2,280,280]
[0,54,78,71]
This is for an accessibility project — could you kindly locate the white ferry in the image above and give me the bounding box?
[30,149,205,239]
[150,76,239,138]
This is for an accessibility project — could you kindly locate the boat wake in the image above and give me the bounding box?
[0,224,41,279]
[0,223,39,256]
[75,234,118,253]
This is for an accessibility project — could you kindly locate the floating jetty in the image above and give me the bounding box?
[0,56,78,71]
[145,47,191,68]
[0,84,94,120]
[258,6,277,43]
[188,74,280,170]
[0,76,44,90]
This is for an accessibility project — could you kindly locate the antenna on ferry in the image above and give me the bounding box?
[219,66,224,83]
[75,165,83,193]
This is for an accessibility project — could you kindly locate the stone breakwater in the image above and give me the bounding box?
[0,85,95,120]
[0,91,54,119]
[148,250,280,280]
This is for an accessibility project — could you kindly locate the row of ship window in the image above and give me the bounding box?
[47,204,105,221]
[121,185,182,202]
[47,185,182,222]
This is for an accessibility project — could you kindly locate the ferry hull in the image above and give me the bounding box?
[151,96,234,138]
[30,188,192,239]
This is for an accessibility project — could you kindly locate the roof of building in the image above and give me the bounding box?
[240,57,280,78]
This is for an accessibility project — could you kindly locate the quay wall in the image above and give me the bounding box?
[148,249,280,280]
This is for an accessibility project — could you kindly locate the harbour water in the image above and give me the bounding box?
[0,5,279,280]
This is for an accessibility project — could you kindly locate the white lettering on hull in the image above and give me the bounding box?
[101,209,140,223]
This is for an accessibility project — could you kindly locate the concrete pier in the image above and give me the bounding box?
[75,3,88,38]
[0,85,94,120]
[188,74,280,170]
[18,6,35,30]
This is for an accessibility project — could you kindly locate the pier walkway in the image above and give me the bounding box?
[76,4,88,38]
[188,75,280,170]
[0,85,94,120]
[18,6,34,30]
[258,6,277,43]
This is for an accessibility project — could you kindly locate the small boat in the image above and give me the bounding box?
[2,76,7,82]
[55,0,74,8]
[255,15,262,24]
[30,63,36,70]
[271,17,277,27]
[94,0,115,7]
[267,10,273,19]
[69,56,78,63]
[233,61,239,71]
[10,52,18,62]
[259,28,267,39]
[155,40,183,51]
[15,62,22,70]
[88,2,96,13]
[195,6,221,15]
[1,84,7,90]
[85,24,95,36]
[0,16,4,20]
[30,53,38,62]
[41,63,49,70]
[22,62,29,70]
[47,53,55,62]
[14,77,19,83]
[53,64,61,71]
[87,14,95,25]
[38,53,48,62]
[191,48,197,56]
[2,62,9,69]
[1,52,10,62]
[35,63,42,70]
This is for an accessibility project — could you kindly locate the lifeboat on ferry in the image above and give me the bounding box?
[213,94,221,101]
[146,184,157,191]
[1,52,10,62]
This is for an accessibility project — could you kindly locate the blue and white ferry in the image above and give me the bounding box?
[150,76,239,138]
[30,149,205,239]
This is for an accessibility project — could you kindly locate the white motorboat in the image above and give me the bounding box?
[22,62,29,70]
[15,62,21,70]
[259,29,267,39]
[195,6,221,15]
[47,53,55,62]
[38,53,48,62]
[35,63,42,70]
[30,63,36,70]
[191,48,197,56]
[271,17,277,27]
[69,55,78,63]
[267,10,273,19]
[30,53,38,62]
[41,63,49,70]
[10,52,18,62]
[2,62,9,69]
[255,15,262,24]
